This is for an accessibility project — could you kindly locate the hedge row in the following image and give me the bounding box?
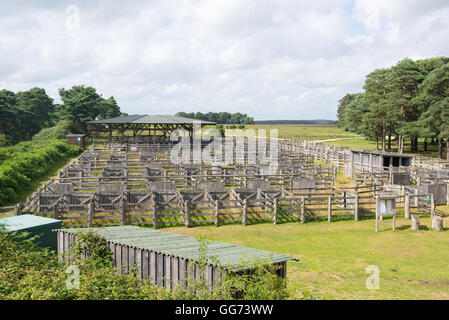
[0,140,82,206]
[0,229,289,300]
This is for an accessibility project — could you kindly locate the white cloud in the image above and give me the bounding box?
[0,1,448,120]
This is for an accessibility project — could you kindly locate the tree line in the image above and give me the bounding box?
[337,57,449,159]
[175,112,255,124]
[0,85,122,146]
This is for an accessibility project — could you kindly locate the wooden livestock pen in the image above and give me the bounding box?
[55,226,297,290]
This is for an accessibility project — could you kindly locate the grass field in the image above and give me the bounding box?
[238,124,442,158]
[167,216,449,300]
[228,124,359,141]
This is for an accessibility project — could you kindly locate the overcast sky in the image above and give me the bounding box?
[1,0,448,120]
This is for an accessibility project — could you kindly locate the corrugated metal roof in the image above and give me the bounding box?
[59,226,297,271]
[87,115,216,125]
[1,214,61,232]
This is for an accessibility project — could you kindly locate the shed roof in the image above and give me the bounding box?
[58,226,297,271]
[1,214,61,232]
[351,150,413,158]
[87,115,216,125]
[66,134,86,137]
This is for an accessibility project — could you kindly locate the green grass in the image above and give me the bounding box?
[166,216,449,300]
[239,124,442,158]
[227,124,359,141]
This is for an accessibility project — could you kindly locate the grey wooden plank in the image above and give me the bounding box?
[149,251,156,284]
[205,265,212,288]
[165,255,171,290]
[116,243,122,273]
[172,257,179,289]
[179,258,187,287]
[57,231,62,256]
[135,248,142,279]
[212,266,220,287]
[157,253,164,287]
[142,250,149,280]
[129,247,135,274]
[122,245,129,274]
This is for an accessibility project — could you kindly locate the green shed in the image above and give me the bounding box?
[56,226,298,290]
[0,214,62,251]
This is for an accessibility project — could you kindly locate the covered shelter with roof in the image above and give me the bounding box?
[56,226,297,289]
[87,114,216,144]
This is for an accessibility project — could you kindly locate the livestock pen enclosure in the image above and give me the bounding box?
[2,124,449,300]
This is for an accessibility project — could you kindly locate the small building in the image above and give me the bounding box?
[66,134,86,148]
[351,151,412,169]
[0,214,62,250]
[86,114,215,145]
[346,150,413,177]
[55,226,297,290]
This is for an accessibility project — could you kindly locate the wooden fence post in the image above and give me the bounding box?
[447,184,449,205]
[152,198,158,229]
[354,186,359,221]
[430,194,435,217]
[328,196,332,222]
[405,195,410,219]
[53,202,59,220]
[411,214,420,231]
[15,203,23,216]
[214,200,219,227]
[88,199,95,228]
[300,197,305,224]
[242,199,247,226]
[432,216,444,231]
[121,192,127,226]
[273,198,278,225]
[375,197,379,232]
[184,200,190,228]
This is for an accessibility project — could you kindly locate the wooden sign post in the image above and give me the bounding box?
[375,191,397,232]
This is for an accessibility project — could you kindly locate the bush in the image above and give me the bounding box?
[0,134,16,147]
[0,230,290,300]
[0,140,82,205]
[32,120,73,141]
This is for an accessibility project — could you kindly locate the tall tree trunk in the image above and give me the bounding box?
[376,137,379,151]
[415,137,419,153]
[382,117,386,152]
[399,135,404,154]
[424,138,427,152]
[438,138,443,159]
[446,139,449,160]
[388,134,392,150]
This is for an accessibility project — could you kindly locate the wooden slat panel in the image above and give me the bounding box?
[172,257,179,289]
[179,258,187,287]
[129,247,135,274]
[157,253,164,287]
[116,243,122,273]
[122,246,129,274]
[135,249,142,279]
[142,250,149,280]
[165,255,171,290]
[149,251,156,284]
